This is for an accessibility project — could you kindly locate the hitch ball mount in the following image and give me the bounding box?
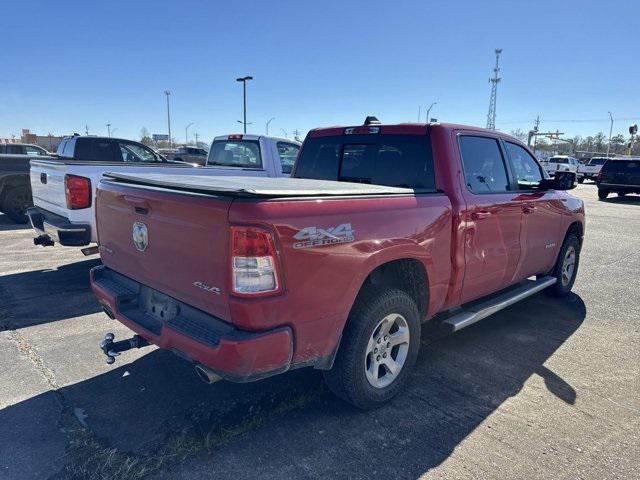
[100,332,149,364]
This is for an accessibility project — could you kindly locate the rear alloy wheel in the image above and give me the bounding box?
[597,189,609,200]
[547,234,580,297]
[323,285,420,409]
[2,187,31,223]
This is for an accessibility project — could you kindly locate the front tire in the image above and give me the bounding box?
[323,285,421,409]
[598,189,609,200]
[547,234,580,297]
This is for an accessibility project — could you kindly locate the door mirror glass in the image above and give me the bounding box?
[552,171,577,190]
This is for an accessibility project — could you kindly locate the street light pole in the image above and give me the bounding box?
[266,117,275,135]
[106,123,111,138]
[606,112,614,158]
[425,102,437,122]
[236,76,253,133]
[185,122,194,145]
[164,90,172,148]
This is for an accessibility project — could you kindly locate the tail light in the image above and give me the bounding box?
[65,174,91,209]
[230,226,282,296]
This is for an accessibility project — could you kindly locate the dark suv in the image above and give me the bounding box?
[597,158,640,199]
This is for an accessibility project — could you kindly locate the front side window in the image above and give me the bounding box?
[208,140,262,168]
[118,141,159,162]
[459,136,510,193]
[25,145,46,156]
[505,142,543,190]
[276,142,300,174]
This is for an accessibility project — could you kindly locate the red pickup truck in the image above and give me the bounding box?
[91,120,584,409]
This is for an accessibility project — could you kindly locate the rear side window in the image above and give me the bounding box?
[294,134,435,189]
[208,140,262,168]
[276,142,300,174]
[75,138,120,161]
[459,136,510,193]
[7,145,24,154]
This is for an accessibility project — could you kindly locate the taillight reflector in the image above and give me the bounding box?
[65,174,91,209]
[230,226,281,296]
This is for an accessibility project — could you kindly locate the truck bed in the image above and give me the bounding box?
[102,172,419,198]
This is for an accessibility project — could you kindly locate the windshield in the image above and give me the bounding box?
[208,140,262,168]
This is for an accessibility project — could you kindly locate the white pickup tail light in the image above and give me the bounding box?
[230,226,282,296]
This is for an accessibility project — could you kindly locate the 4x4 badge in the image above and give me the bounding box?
[132,222,148,252]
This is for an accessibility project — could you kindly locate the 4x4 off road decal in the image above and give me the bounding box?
[293,223,355,249]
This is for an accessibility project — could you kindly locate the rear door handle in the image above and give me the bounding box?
[471,211,492,220]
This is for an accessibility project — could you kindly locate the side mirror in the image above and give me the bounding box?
[549,171,577,190]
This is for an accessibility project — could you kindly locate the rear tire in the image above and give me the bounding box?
[323,285,421,409]
[597,189,609,200]
[1,186,31,223]
[578,177,584,184]
[547,234,580,297]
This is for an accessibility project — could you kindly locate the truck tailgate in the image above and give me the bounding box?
[96,181,233,321]
[30,160,69,217]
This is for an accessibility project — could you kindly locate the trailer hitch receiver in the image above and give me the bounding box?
[100,332,150,364]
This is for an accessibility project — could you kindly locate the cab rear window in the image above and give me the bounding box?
[294,135,435,190]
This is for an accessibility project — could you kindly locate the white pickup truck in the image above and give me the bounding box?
[27,134,300,251]
[542,155,581,178]
[577,157,608,183]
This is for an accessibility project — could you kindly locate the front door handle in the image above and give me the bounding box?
[523,203,536,214]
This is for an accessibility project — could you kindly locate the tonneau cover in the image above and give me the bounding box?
[102,172,417,197]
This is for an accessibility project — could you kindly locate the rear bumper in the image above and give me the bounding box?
[26,207,91,246]
[597,182,640,193]
[90,265,293,382]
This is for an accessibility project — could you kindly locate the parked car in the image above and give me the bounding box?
[577,156,608,183]
[1,144,55,222]
[91,120,584,409]
[27,134,300,250]
[156,148,177,161]
[543,155,581,178]
[173,146,208,165]
[596,157,640,199]
[206,134,300,175]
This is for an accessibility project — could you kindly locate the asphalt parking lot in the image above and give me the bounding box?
[1,183,638,480]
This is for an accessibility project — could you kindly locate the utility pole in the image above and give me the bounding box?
[266,117,275,135]
[293,129,301,142]
[85,125,89,135]
[425,102,437,123]
[281,128,288,138]
[528,115,540,149]
[164,90,172,148]
[194,132,199,147]
[486,48,502,130]
[606,112,614,158]
[185,122,194,145]
[236,76,253,133]
[106,123,112,138]
[418,106,421,122]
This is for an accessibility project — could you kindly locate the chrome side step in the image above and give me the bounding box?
[442,276,557,332]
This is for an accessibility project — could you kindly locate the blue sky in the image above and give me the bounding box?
[2,0,638,143]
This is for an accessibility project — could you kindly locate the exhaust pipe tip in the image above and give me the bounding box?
[194,364,222,385]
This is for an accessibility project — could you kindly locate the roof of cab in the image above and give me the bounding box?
[308,122,523,143]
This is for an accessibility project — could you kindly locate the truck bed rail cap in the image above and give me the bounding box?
[101,172,417,197]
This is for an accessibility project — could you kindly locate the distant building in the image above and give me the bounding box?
[20,129,65,152]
